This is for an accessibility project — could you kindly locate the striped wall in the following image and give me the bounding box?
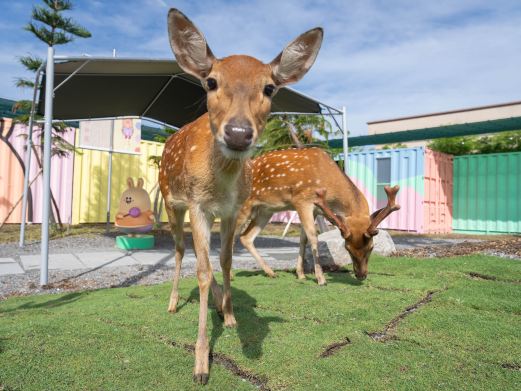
[0,119,75,224]
[453,152,521,234]
[71,139,168,224]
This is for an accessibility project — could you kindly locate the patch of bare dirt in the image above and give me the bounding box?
[319,337,352,357]
[394,237,521,259]
[170,340,271,390]
[366,290,442,342]
[501,363,521,371]
[467,272,521,285]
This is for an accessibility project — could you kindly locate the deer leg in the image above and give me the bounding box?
[240,210,277,277]
[295,226,308,280]
[166,206,186,313]
[206,216,224,315]
[189,205,213,384]
[296,204,326,286]
[220,215,237,328]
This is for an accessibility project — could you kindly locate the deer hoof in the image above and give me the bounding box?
[224,315,237,328]
[317,280,327,286]
[267,272,277,278]
[297,273,306,280]
[193,372,209,385]
[167,304,177,313]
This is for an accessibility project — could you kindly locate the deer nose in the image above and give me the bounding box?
[224,124,254,151]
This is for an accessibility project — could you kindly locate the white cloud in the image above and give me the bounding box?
[1,0,520,136]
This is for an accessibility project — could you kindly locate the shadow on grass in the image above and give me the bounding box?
[0,292,86,314]
[234,269,364,287]
[184,286,284,361]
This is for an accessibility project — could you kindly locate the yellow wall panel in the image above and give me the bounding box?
[72,140,168,224]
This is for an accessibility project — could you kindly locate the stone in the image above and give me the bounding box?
[304,228,396,270]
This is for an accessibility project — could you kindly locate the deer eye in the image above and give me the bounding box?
[263,84,276,97]
[206,78,217,91]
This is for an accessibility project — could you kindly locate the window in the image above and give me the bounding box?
[376,158,391,209]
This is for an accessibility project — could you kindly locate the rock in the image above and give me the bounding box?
[304,228,396,271]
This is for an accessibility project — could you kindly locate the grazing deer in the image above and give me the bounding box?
[236,147,400,284]
[159,9,323,384]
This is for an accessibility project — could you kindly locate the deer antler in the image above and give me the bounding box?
[366,185,400,237]
[314,188,351,240]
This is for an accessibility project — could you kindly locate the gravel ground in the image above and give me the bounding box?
[2,231,520,300]
[393,236,521,259]
[0,256,297,299]
[0,232,300,299]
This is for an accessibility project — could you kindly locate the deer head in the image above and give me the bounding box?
[167,9,323,160]
[315,185,400,280]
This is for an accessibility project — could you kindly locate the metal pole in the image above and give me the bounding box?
[342,106,348,174]
[41,46,54,286]
[106,120,114,233]
[19,65,44,247]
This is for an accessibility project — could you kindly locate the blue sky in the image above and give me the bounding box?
[1,0,521,135]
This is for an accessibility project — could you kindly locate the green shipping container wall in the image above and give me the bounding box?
[453,152,521,234]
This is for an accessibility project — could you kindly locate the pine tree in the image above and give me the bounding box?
[12,1,91,227]
[17,0,91,89]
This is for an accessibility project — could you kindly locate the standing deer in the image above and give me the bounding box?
[159,9,323,384]
[236,147,400,284]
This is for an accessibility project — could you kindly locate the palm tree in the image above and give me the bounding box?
[256,114,333,156]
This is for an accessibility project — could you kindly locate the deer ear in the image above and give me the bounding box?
[137,178,144,189]
[127,178,135,188]
[167,8,215,79]
[270,27,323,86]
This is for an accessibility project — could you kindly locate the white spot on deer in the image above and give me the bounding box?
[316,179,321,184]
[296,181,303,187]
[270,168,275,172]
[190,145,197,152]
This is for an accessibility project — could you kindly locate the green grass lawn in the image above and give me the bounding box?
[1,254,520,390]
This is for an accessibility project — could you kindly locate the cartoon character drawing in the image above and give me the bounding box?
[115,177,154,234]
[121,118,134,140]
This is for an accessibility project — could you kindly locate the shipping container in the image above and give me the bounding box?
[453,152,521,234]
[347,147,453,233]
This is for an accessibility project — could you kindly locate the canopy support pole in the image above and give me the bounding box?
[141,74,177,117]
[342,106,348,174]
[106,121,114,233]
[53,60,90,93]
[19,64,44,247]
[41,46,55,286]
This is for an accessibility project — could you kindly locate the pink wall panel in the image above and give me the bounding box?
[0,119,25,224]
[0,118,75,224]
[270,211,301,224]
[29,127,75,224]
[423,149,453,233]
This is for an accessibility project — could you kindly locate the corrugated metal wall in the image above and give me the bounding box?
[0,119,75,224]
[423,149,453,233]
[71,140,167,224]
[347,147,453,233]
[348,147,425,232]
[453,152,521,233]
